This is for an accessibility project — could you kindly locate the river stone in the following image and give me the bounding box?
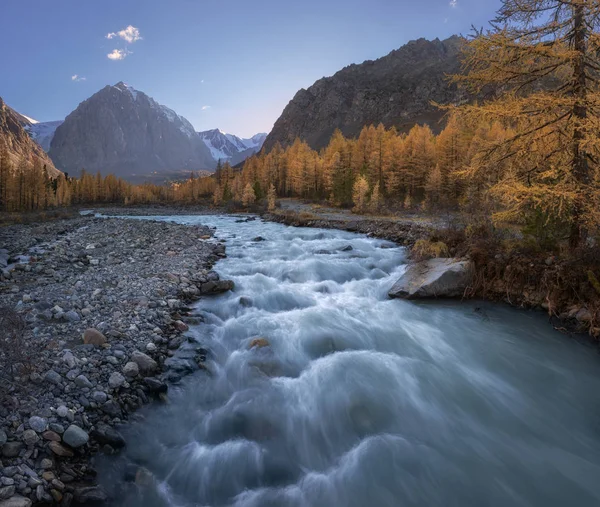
[131,351,158,374]
[62,425,89,448]
[91,425,126,448]
[74,375,93,388]
[64,310,80,322]
[28,416,48,433]
[0,486,16,500]
[0,429,6,446]
[143,377,168,394]
[122,362,139,378]
[0,496,32,507]
[74,486,107,504]
[48,441,74,457]
[92,391,108,404]
[22,430,39,447]
[2,442,23,458]
[83,328,107,347]
[108,372,126,389]
[44,370,62,384]
[42,431,61,442]
[388,258,474,299]
[200,279,234,295]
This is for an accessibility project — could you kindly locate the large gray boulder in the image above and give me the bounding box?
[389,258,474,299]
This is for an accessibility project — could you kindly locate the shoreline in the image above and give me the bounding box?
[0,214,232,506]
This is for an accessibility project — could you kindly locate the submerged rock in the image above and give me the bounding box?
[388,258,474,299]
[249,338,270,349]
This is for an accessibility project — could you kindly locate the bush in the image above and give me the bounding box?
[411,239,450,260]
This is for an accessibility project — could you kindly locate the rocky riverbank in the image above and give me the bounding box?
[264,211,430,246]
[0,215,233,506]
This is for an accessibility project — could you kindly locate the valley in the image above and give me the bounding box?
[2,1,600,505]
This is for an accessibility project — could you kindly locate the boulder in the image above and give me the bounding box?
[388,258,474,299]
[83,328,107,347]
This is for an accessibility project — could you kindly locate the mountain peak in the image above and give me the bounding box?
[263,35,464,151]
[198,129,267,166]
[48,84,214,178]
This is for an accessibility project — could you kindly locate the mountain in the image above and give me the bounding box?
[13,113,64,152]
[48,82,215,178]
[198,129,267,166]
[263,36,464,152]
[0,97,61,176]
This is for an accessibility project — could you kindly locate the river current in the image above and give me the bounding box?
[98,214,600,507]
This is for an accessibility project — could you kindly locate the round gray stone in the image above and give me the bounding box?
[62,425,89,448]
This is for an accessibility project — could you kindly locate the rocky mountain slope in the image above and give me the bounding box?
[0,97,61,176]
[25,119,64,152]
[198,129,267,166]
[48,82,215,178]
[263,36,464,152]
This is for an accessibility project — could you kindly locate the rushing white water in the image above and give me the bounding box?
[98,215,600,507]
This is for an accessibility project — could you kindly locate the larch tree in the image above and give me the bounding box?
[267,183,277,211]
[352,175,370,213]
[453,0,600,248]
[242,182,256,207]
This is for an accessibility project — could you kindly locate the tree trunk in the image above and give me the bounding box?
[570,1,590,249]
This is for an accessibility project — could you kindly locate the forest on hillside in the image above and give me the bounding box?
[2,0,600,257]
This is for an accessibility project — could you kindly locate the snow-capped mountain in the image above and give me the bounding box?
[198,129,267,166]
[48,82,215,178]
[23,120,64,152]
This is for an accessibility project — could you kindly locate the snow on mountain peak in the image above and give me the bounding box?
[198,128,267,165]
[21,114,39,124]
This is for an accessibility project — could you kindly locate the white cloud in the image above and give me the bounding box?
[107,49,130,61]
[201,105,211,110]
[449,0,457,7]
[71,74,86,82]
[201,80,205,84]
[106,25,142,43]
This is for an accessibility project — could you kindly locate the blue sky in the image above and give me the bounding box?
[1,0,501,138]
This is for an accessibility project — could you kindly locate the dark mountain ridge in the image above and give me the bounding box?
[263,36,465,152]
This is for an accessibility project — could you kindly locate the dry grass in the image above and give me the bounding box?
[411,239,450,260]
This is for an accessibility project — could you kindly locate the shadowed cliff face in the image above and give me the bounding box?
[263,36,465,152]
[49,82,216,178]
[0,97,61,176]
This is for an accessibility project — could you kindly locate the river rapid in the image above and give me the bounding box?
[98,214,600,507]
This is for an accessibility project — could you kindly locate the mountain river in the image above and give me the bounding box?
[97,214,600,507]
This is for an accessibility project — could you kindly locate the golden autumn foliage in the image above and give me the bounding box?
[0,146,216,212]
[450,0,600,248]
